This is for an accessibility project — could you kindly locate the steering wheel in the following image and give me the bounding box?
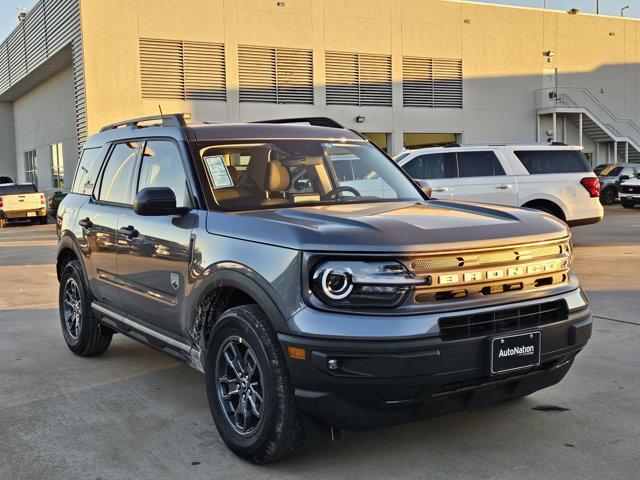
[321,186,361,201]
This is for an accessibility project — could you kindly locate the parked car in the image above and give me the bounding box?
[395,143,603,227]
[0,183,47,227]
[56,115,591,463]
[0,176,13,184]
[47,189,69,218]
[595,163,639,205]
[619,175,640,208]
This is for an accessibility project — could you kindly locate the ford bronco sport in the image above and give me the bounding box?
[56,115,592,463]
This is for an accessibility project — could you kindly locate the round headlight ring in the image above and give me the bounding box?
[320,268,353,300]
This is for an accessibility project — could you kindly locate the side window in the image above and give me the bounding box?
[98,142,140,204]
[457,151,505,177]
[137,140,190,208]
[405,153,455,179]
[72,148,103,195]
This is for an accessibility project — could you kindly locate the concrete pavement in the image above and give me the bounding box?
[0,206,639,480]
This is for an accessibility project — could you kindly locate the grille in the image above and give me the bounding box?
[402,56,462,108]
[238,45,313,104]
[623,186,639,194]
[438,300,568,341]
[140,38,226,101]
[326,51,392,106]
[409,242,565,272]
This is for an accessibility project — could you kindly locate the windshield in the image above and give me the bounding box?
[600,166,623,177]
[198,140,423,211]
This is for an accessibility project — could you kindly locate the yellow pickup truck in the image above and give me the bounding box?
[0,183,48,227]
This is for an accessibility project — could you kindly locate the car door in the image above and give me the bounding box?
[79,142,139,309]
[401,152,455,200]
[116,139,196,337]
[450,150,518,205]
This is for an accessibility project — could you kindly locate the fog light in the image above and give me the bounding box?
[328,359,339,371]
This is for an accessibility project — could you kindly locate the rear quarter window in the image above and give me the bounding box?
[514,150,590,174]
[72,148,103,195]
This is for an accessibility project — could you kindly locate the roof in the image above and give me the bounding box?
[84,116,363,149]
[190,123,363,142]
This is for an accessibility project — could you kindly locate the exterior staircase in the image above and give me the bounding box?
[536,87,640,163]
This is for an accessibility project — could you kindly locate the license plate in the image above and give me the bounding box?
[27,212,36,217]
[491,331,541,374]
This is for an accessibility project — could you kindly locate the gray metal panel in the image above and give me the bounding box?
[0,0,86,153]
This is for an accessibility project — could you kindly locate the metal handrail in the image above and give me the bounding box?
[537,87,640,144]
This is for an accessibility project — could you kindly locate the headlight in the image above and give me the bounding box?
[310,260,424,308]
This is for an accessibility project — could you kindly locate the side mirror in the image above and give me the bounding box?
[133,187,189,216]
[415,179,432,198]
[620,175,630,181]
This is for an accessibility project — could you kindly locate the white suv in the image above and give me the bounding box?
[395,143,604,227]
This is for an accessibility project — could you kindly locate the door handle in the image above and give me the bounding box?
[432,187,449,193]
[79,217,93,228]
[118,225,139,239]
[495,184,512,190]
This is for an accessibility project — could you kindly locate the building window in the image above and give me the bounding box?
[24,150,37,186]
[139,38,226,101]
[325,51,392,107]
[51,142,64,188]
[238,45,313,104]
[402,57,463,108]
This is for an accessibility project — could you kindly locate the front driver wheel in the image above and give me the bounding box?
[621,198,636,209]
[205,305,304,464]
[59,260,112,356]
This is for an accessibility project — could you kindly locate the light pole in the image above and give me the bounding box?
[596,0,599,14]
[621,5,630,17]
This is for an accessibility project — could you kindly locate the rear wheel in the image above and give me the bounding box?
[621,198,636,209]
[59,260,112,356]
[205,304,304,464]
[600,188,617,205]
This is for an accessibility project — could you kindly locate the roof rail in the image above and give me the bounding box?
[252,117,344,129]
[444,142,461,148]
[550,141,568,146]
[99,113,190,132]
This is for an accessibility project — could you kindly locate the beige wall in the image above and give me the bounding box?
[78,0,640,154]
[12,65,77,190]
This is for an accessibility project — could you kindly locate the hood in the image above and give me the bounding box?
[206,200,569,253]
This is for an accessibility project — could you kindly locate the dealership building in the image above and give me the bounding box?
[1,0,640,192]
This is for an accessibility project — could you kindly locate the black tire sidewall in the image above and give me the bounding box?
[59,260,99,351]
[205,306,294,461]
[601,188,616,205]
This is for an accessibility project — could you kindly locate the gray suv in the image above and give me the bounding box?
[56,115,592,463]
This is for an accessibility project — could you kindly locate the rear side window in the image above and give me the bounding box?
[72,148,103,195]
[137,140,191,208]
[514,150,590,174]
[456,151,505,177]
[403,153,455,179]
[0,184,37,195]
[98,142,140,204]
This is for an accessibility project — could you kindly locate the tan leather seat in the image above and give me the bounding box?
[260,160,291,206]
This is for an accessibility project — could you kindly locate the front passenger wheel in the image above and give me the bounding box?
[205,305,304,463]
[59,260,112,356]
[621,198,636,209]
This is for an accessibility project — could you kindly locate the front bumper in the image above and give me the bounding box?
[620,193,640,202]
[280,293,591,430]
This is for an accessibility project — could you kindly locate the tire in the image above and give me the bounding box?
[600,188,617,205]
[205,304,304,464]
[621,198,636,209]
[38,215,48,225]
[59,260,112,356]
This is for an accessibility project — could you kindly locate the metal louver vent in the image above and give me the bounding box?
[238,45,313,104]
[326,51,392,107]
[403,56,462,108]
[139,38,226,101]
